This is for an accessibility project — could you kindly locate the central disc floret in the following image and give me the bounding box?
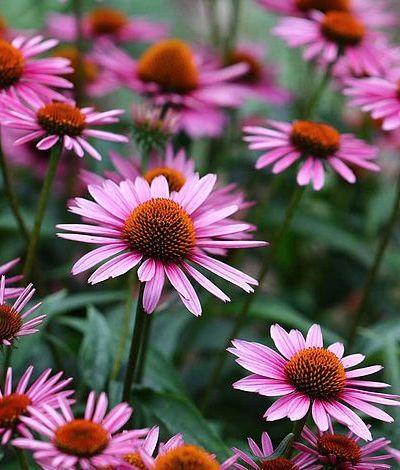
[295,0,350,13]
[0,304,22,341]
[291,120,340,158]
[0,40,24,89]
[0,393,31,428]
[285,347,346,399]
[37,103,86,136]
[153,444,220,470]
[144,167,186,192]
[318,434,361,464]
[262,457,299,470]
[321,12,366,46]
[226,50,262,84]
[123,198,196,263]
[88,8,127,35]
[124,452,147,469]
[138,39,199,93]
[54,419,109,457]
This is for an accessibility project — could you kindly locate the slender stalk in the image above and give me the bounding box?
[303,61,334,119]
[122,283,147,403]
[223,0,242,60]
[23,145,62,280]
[135,314,153,384]
[14,448,30,470]
[347,172,400,350]
[285,411,309,458]
[204,0,221,48]
[1,345,13,388]
[200,186,305,411]
[72,0,85,106]
[0,146,29,241]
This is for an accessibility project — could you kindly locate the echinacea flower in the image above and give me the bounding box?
[0,96,128,160]
[0,258,23,300]
[243,119,379,190]
[13,391,148,469]
[0,276,46,346]
[46,7,168,44]
[273,11,390,77]
[57,175,266,315]
[0,366,73,444]
[233,431,312,469]
[387,447,400,463]
[295,425,392,469]
[0,35,72,104]
[229,323,400,441]
[95,38,249,137]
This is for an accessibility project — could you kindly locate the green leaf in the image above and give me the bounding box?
[78,306,112,391]
[143,347,186,394]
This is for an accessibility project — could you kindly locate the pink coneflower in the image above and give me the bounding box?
[0,366,73,444]
[95,39,249,137]
[13,391,148,469]
[344,75,400,131]
[47,7,168,44]
[0,276,46,346]
[0,258,23,300]
[273,11,389,77]
[387,447,400,463]
[295,425,392,469]
[243,119,379,190]
[0,35,72,104]
[229,323,400,441]
[233,431,312,469]
[57,175,266,316]
[0,96,128,160]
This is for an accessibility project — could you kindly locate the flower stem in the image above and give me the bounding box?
[72,0,85,106]
[200,186,306,411]
[304,61,334,119]
[347,172,400,350]
[204,0,221,48]
[1,345,13,388]
[122,283,148,403]
[23,145,62,280]
[285,411,309,458]
[14,448,30,470]
[135,313,153,384]
[0,146,29,241]
[223,0,242,60]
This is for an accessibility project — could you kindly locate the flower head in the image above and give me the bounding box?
[13,391,148,469]
[58,175,266,316]
[0,96,128,159]
[244,119,379,190]
[0,366,73,444]
[0,258,23,300]
[229,323,400,441]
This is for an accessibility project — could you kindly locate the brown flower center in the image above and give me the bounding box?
[318,434,362,464]
[290,120,340,158]
[124,452,147,469]
[262,458,299,470]
[55,46,99,85]
[226,50,263,84]
[285,347,346,399]
[0,393,31,428]
[88,8,127,35]
[138,39,199,93]
[321,12,366,46]
[0,40,24,89]
[0,304,23,341]
[144,167,186,192]
[37,102,86,136]
[153,444,220,470]
[54,419,109,457]
[295,0,350,13]
[123,198,196,263]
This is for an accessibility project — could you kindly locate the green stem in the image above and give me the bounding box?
[303,62,334,119]
[134,314,153,384]
[122,283,147,403]
[347,172,400,350]
[72,0,85,106]
[204,0,221,48]
[23,145,62,280]
[14,448,30,470]
[223,0,242,60]
[200,186,305,411]
[0,146,29,241]
[285,411,309,458]
[2,346,13,388]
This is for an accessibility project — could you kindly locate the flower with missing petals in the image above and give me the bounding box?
[0,258,23,300]
[244,119,379,190]
[229,323,400,441]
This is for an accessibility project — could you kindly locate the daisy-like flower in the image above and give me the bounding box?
[295,425,392,469]
[0,366,73,444]
[0,35,72,104]
[57,175,266,316]
[0,276,46,346]
[243,119,379,190]
[13,391,148,469]
[273,11,390,77]
[229,323,400,441]
[387,447,400,463]
[46,7,168,43]
[233,431,311,469]
[95,38,249,137]
[0,258,23,300]
[0,96,128,160]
